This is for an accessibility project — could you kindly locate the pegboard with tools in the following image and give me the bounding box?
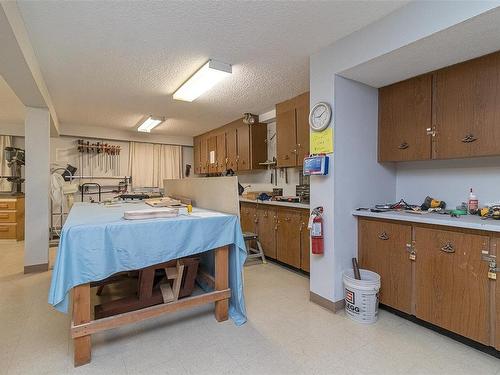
[76,139,122,176]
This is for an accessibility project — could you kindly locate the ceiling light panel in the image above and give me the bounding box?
[173,60,232,102]
[137,116,164,132]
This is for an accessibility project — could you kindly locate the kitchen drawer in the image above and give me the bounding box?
[0,223,17,239]
[0,201,16,210]
[0,211,16,223]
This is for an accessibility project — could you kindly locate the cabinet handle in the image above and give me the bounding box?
[398,142,409,150]
[378,232,389,240]
[461,134,478,143]
[426,127,436,137]
[440,242,455,253]
[263,212,268,218]
[284,217,291,222]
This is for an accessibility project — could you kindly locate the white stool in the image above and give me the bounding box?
[243,232,266,264]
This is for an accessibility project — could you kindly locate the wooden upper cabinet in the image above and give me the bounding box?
[434,51,500,159]
[199,135,208,174]
[193,118,266,174]
[236,123,250,171]
[378,75,432,162]
[414,227,490,345]
[193,136,201,174]
[295,92,310,164]
[226,127,238,171]
[358,218,413,314]
[276,92,310,168]
[207,135,217,173]
[276,99,297,168]
[216,132,226,173]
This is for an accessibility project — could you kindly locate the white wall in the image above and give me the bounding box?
[331,76,396,300]
[310,1,498,303]
[396,157,500,208]
[24,107,50,269]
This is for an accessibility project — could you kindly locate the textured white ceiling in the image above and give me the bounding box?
[0,75,24,125]
[340,6,500,87]
[16,1,407,136]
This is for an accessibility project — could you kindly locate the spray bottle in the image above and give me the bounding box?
[468,188,478,215]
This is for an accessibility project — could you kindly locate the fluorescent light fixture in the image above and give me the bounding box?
[173,59,232,102]
[137,116,164,133]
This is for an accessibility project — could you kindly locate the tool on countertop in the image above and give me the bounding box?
[421,196,446,211]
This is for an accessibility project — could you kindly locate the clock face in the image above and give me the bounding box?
[309,102,332,132]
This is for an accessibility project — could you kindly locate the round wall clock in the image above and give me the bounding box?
[309,102,332,132]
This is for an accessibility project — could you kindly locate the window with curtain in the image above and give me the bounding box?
[128,142,182,189]
[0,135,12,192]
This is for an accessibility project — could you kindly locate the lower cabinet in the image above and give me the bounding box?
[240,203,256,233]
[358,217,497,349]
[256,205,277,259]
[240,202,309,272]
[276,208,302,269]
[358,219,412,314]
[415,227,490,345]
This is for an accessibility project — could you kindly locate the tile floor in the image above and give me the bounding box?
[1,241,499,374]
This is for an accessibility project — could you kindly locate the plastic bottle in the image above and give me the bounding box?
[468,188,478,214]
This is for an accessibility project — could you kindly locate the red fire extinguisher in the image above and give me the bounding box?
[309,206,324,254]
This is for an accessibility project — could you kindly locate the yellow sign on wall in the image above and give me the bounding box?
[310,128,334,154]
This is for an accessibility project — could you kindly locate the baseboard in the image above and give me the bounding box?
[309,291,344,312]
[24,263,49,274]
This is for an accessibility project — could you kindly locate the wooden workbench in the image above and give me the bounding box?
[70,245,230,367]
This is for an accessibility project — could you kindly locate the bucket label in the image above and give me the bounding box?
[345,288,355,305]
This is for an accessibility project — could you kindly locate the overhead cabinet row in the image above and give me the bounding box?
[193,91,310,174]
[193,119,267,174]
[379,51,500,162]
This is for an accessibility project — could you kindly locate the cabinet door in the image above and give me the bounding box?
[300,210,310,272]
[295,92,310,166]
[434,52,500,159]
[207,136,217,173]
[358,219,412,313]
[276,99,297,168]
[415,227,490,344]
[237,124,250,171]
[256,206,277,259]
[378,75,432,162]
[240,203,256,234]
[276,208,301,268]
[216,133,226,173]
[200,136,208,174]
[193,137,201,174]
[226,127,238,171]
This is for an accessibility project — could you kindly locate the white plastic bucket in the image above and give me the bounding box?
[343,269,381,324]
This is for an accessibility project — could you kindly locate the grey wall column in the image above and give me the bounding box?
[24,107,50,273]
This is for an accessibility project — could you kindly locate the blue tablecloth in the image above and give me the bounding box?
[48,202,247,325]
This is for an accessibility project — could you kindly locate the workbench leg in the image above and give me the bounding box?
[73,283,91,366]
[214,246,229,322]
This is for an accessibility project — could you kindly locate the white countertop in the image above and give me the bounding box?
[240,197,309,210]
[352,209,500,233]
